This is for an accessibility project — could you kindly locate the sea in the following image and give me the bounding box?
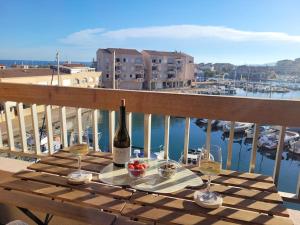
[2,60,300,208]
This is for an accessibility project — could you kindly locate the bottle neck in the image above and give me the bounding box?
[119,106,126,129]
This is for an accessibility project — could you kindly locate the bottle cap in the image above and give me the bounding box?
[121,99,125,106]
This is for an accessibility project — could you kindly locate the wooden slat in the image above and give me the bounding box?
[4,102,14,150]
[183,117,190,164]
[31,104,41,154]
[15,170,133,200]
[1,178,126,213]
[1,82,300,126]
[175,183,282,203]
[201,174,277,192]
[92,109,99,151]
[249,123,260,173]
[144,114,151,158]
[0,188,116,225]
[226,121,235,169]
[76,108,83,143]
[38,156,106,173]
[126,112,132,157]
[53,151,112,165]
[45,105,54,155]
[122,203,239,225]
[129,193,292,225]
[273,126,286,186]
[108,110,115,152]
[163,115,170,160]
[205,119,212,151]
[161,188,287,216]
[16,102,27,152]
[59,106,68,148]
[87,151,113,159]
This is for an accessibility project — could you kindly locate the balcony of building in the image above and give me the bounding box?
[0,82,299,224]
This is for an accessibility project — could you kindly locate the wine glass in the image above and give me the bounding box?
[67,131,92,183]
[196,144,222,204]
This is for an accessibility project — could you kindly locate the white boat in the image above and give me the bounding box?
[223,122,253,133]
[289,140,300,154]
[245,126,278,139]
[258,131,299,150]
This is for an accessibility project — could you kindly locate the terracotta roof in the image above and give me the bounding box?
[104,48,142,55]
[0,64,5,66]
[142,50,185,57]
[0,68,67,78]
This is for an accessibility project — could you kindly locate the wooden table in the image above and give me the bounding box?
[0,150,294,225]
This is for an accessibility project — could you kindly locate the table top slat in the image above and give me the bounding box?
[0,188,116,225]
[130,192,293,225]
[0,178,126,213]
[185,184,282,203]
[162,187,287,216]
[15,170,133,199]
[54,151,112,165]
[188,166,274,183]
[122,203,243,225]
[39,156,106,173]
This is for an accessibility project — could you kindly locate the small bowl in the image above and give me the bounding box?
[126,159,148,179]
[158,160,179,179]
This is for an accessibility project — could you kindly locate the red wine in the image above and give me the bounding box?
[113,99,131,167]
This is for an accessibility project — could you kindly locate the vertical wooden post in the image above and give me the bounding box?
[45,105,54,155]
[92,109,99,151]
[108,110,115,152]
[31,104,40,155]
[249,124,260,173]
[4,102,14,151]
[273,126,286,186]
[226,121,235,169]
[76,108,82,144]
[205,119,212,152]
[60,106,68,148]
[144,114,151,158]
[17,103,27,153]
[126,112,132,156]
[183,117,190,164]
[164,115,170,160]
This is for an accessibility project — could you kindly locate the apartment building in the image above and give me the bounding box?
[142,50,194,90]
[96,48,144,90]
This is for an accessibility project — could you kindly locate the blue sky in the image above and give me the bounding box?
[1,0,300,64]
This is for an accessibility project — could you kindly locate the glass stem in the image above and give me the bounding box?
[207,175,211,192]
[78,155,82,171]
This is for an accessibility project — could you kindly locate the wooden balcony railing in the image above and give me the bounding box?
[0,82,300,202]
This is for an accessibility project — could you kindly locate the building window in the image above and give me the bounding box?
[116,58,120,62]
[152,59,156,63]
[159,59,162,63]
[123,58,126,63]
[130,74,132,78]
[106,74,109,78]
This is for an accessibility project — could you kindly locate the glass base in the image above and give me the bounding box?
[67,170,92,184]
[194,190,223,208]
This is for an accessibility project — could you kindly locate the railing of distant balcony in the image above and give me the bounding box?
[0,82,300,202]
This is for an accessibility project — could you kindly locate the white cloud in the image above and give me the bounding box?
[59,25,300,46]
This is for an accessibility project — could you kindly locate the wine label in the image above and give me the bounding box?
[113,147,131,165]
